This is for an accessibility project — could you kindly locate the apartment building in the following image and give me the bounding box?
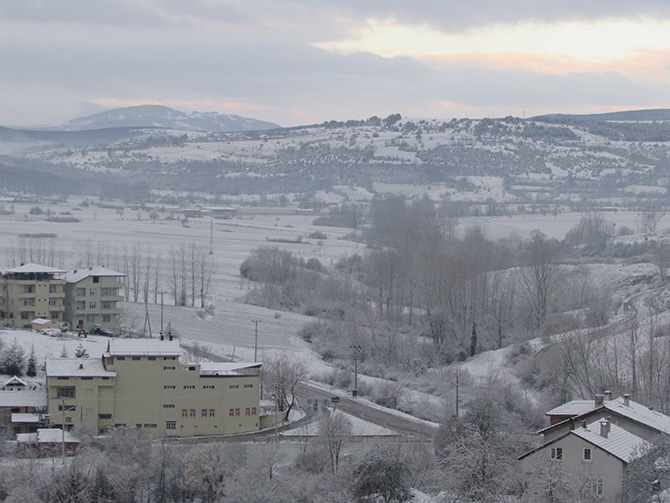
[63,266,125,335]
[0,263,66,329]
[46,338,262,437]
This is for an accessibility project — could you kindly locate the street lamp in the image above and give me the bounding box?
[349,344,362,397]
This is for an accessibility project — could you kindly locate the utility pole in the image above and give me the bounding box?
[453,371,461,419]
[349,344,362,397]
[252,319,261,362]
[160,290,164,333]
[61,396,66,464]
[209,219,214,255]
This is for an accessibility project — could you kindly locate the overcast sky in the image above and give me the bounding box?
[2,1,670,127]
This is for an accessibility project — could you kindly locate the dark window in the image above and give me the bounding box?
[56,387,75,399]
[92,276,99,283]
[584,448,592,461]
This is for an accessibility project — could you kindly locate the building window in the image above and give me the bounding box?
[229,409,234,417]
[245,408,250,416]
[49,298,57,306]
[252,407,257,416]
[209,409,215,417]
[102,301,112,309]
[102,314,111,323]
[551,447,563,460]
[102,288,113,296]
[58,405,76,412]
[49,285,57,293]
[235,408,240,416]
[89,302,96,309]
[23,298,34,306]
[597,480,603,496]
[148,356,156,361]
[166,421,176,430]
[117,356,125,361]
[184,366,196,371]
[163,404,175,409]
[132,356,140,361]
[183,385,195,389]
[56,387,76,399]
[21,312,30,320]
[163,366,175,370]
[163,356,176,361]
[203,385,215,389]
[189,409,196,418]
[244,384,253,388]
[164,385,175,390]
[89,289,97,296]
[99,413,112,419]
[86,314,96,323]
[202,409,207,418]
[24,285,34,293]
[584,448,591,461]
[181,409,188,417]
[92,276,99,283]
[230,385,239,389]
[50,311,59,319]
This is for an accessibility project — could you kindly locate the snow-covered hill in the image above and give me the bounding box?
[62,104,280,132]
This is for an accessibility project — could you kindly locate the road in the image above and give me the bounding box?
[295,382,439,439]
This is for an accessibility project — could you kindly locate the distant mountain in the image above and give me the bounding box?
[62,105,280,132]
[532,108,670,123]
[0,125,146,147]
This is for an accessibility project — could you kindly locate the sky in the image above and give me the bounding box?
[2,0,670,127]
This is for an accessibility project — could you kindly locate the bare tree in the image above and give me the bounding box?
[520,231,562,329]
[262,355,306,416]
[318,410,352,473]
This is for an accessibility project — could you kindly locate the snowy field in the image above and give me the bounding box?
[1,197,668,361]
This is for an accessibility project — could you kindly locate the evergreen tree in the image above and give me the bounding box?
[0,339,26,376]
[75,343,89,358]
[60,345,68,358]
[26,345,37,377]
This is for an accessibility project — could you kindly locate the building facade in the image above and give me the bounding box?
[46,338,262,438]
[0,264,66,329]
[63,266,125,334]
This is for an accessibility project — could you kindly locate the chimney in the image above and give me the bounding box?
[604,390,612,401]
[169,331,173,342]
[600,419,610,438]
[160,331,164,341]
[79,363,83,370]
[624,394,630,406]
[595,394,604,408]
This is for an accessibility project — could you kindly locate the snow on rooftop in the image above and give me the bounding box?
[11,413,43,423]
[4,263,67,274]
[30,318,52,325]
[604,397,670,434]
[199,362,261,376]
[3,376,27,387]
[65,266,125,283]
[0,390,46,408]
[573,420,650,463]
[106,338,181,357]
[546,400,596,417]
[46,358,116,378]
[24,428,80,444]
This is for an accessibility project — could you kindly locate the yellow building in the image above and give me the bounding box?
[0,263,66,329]
[46,338,262,437]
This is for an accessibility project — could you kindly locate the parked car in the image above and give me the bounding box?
[91,326,114,337]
